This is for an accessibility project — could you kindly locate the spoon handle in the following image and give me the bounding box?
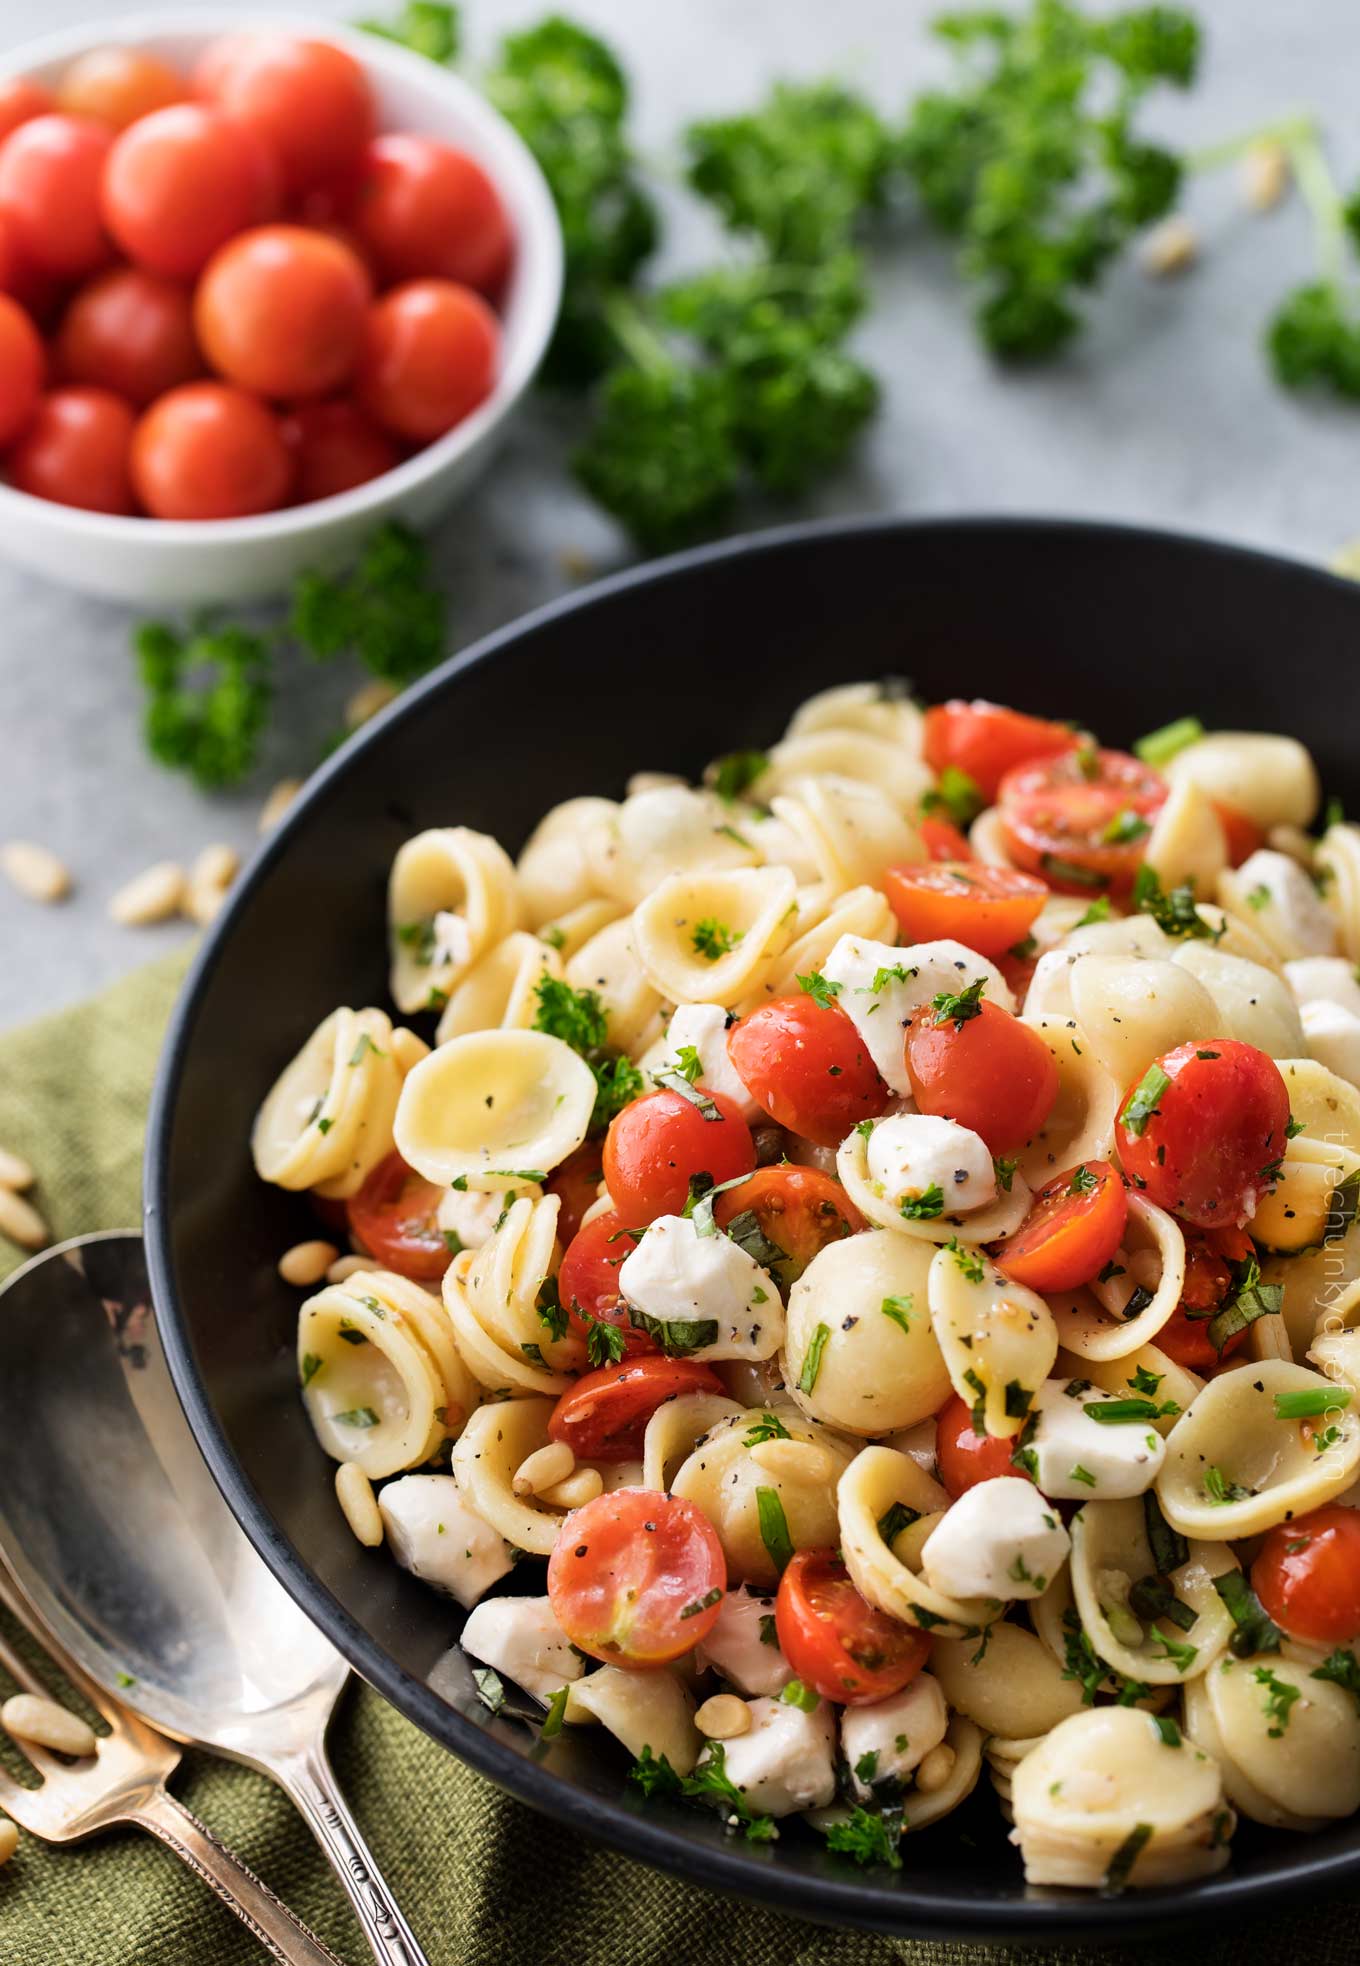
[273,1741,430,1966]
[131,1784,349,1966]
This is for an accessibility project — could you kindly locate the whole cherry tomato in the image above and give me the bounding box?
[0,113,112,277]
[357,279,498,442]
[57,47,186,129]
[354,133,512,293]
[904,994,1058,1155]
[602,1087,755,1224]
[924,699,1079,801]
[0,293,43,447]
[8,386,134,513]
[102,103,277,279]
[1115,1038,1290,1230]
[195,224,371,399]
[726,993,891,1148]
[196,33,374,197]
[936,1391,1035,1497]
[130,381,292,519]
[57,267,202,406]
[345,1150,450,1282]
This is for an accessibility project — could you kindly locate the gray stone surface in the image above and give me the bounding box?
[1,0,1357,1025]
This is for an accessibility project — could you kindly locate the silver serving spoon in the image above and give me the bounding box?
[0,1231,428,1966]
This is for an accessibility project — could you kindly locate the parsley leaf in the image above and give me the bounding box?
[824,1803,904,1870]
[797,970,843,1010]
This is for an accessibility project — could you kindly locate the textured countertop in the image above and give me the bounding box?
[2,0,1358,1027]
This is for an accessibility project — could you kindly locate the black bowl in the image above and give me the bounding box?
[146,516,1360,1942]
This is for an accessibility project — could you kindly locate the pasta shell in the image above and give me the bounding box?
[1017,1018,1123,1191]
[345,1267,479,1440]
[1067,955,1219,1085]
[565,916,665,1056]
[836,1121,1032,1245]
[641,1391,747,1493]
[1169,943,1304,1057]
[632,866,798,1008]
[1143,777,1228,896]
[1184,1653,1360,1829]
[761,731,932,812]
[671,1408,853,1588]
[1164,732,1319,832]
[784,681,925,753]
[565,1665,700,1775]
[590,785,758,906]
[1068,1496,1236,1685]
[739,883,895,1013]
[395,1029,596,1190]
[451,1397,567,1556]
[388,828,523,1015]
[435,931,561,1044]
[784,1233,950,1436]
[298,1284,445,1478]
[926,1243,1056,1439]
[930,1621,1085,1738]
[1047,1195,1186,1362]
[443,1194,578,1396]
[536,896,626,963]
[771,776,923,893]
[516,796,618,925]
[253,1007,404,1199]
[1317,822,1360,962]
[838,1446,999,1639]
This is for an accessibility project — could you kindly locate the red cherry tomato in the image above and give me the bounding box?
[195,224,371,399]
[557,1209,657,1359]
[197,34,374,197]
[545,1141,605,1248]
[919,814,973,861]
[712,1164,865,1287]
[130,381,292,519]
[905,996,1058,1155]
[345,1149,450,1282]
[1154,1224,1253,1372]
[354,133,512,293]
[57,47,186,129]
[357,279,498,442]
[548,1356,723,1463]
[994,944,1039,1004]
[547,1488,726,1664]
[280,398,398,504]
[936,1392,1035,1496]
[102,104,277,279]
[995,1161,1128,1293]
[775,1548,932,1704]
[883,861,1048,961]
[0,212,62,317]
[998,748,1167,897]
[0,78,53,145]
[602,1087,755,1224]
[924,699,1079,801]
[1212,799,1265,868]
[726,994,891,1149]
[0,294,43,447]
[1252,1506,1360,1647]
[0,113,111,277]
[1115,1038,1290,1230]
[56,267,202,406]
[8,386,134,513]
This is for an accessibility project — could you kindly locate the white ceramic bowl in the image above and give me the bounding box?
[0,10,563,604]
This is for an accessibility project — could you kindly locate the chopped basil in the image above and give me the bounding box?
[798,1322,831,1394]
[331,1406,378,1429]
[877,1500,920,1546]
[1274,1387,1352,1419]
[1143,1491,1188,1576]
[1103,1822,1152,1895]
[679,1587,723,1620]
[655,1067,722,1121]
[1134,716,1203,767]
[540,1685,569,1740]
[626,1306,718,1356]
[755,1487,794,1573]
[1253,1665,1301,1737]
[1119,1063,1170,1139]
[300,1352,323,1387]
[880,1294,914,1336]
[1086,1396,1179,1424]
[1213,1571,1284,1657]
[471,1667,505,1714]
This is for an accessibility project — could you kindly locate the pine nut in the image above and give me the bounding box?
[326,1253,371,1284]
[108,862,186,926]
[390,1027,430,1075]
[1140,215,1198,277]
[184,880,226,926]
[0,1146,34,1191]
[0,1187,47,1250]
[258,778,303,832]
[540,1467,603,1509]
[2,1693,97,1758]
[0,1817,16,1865]
[278,1239,338,1287]
[345,678,398,730]
[1,840,71,904]
[748,1438,835,1482]
[513,1440,576,1496]
[184,842,240,924]
[695,1695,751,1740]
[915,1743,956,1794]
[1242,139,1290,212]
[335,1462,384,1547]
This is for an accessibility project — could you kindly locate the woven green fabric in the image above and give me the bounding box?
[0,954,1355,1964]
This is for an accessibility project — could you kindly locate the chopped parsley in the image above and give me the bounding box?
[1119,1062,1169,1139]
[758,1613,780,1647]
[1131,864,1219,941]
[536,1276,570,1344]
[584,1316,628,1367]
[930,976,987,1028]
[1253,1665,1301,1737]
[946,1237,985,1283]
[1311,1646,1360,1712]
[710,748,769,803]
[1074,895,1113,928]
[532,975,644,1132]
[1068,1163,1097,1195]
[797,969,843,1010]
[331,1406,379,1429]
[1202,1465,1249,1506]
[744,1411,793,1445]
[628,1746,681,1799]
[880,1294,914,1336]
[823,1803,903,1870]
[900,1184,945,1220]
[922,764,984,827]
[868,963,915,992]
[993,1156,1018,1192]
[692,917,738,960]
[471,1666,505,1715]
[682,1739,776,1842]
[1246,883,1271,912]
[300,1353,323,1388]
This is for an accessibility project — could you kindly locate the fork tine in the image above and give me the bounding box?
[0,1563,122,1729]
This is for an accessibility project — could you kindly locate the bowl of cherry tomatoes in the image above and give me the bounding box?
[0,12,562,602]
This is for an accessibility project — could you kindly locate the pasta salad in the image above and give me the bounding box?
[253,686,1360,1893]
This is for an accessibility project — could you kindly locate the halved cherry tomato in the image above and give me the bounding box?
[994,944,1039,1003]
[346,1149,449,1281]
[557,1209,656,1358]
[602,1087,755,1223]
[924,699,1079,801]
[998,749,1167,897]
[713,1164,864,1288]
[937,1392,1034,1496]
[919,814,973,861]
[726,994,891,1149]
[1154,1224,1254,1371]
[195,224,371,399]
[548,1357,723,1462]
[1212,799,1265,869]
[547,1140,606,1247]
[196,33,374,197]
[1115,1038,1290,1230]
[0,113,111,278]
[775,1548,931,1704]
[995,1161,1127,1293]
[1252,1505,1360,1647]
[905,996,1058,1155]
[883,861,1047,961]
[547,1488,726,1664]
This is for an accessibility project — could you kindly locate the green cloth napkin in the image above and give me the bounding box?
[0,955,1353,1966]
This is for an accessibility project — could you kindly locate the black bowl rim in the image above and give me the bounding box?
[145,511,1360,1939]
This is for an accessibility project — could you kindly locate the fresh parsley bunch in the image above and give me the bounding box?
[1265,125,1360,399]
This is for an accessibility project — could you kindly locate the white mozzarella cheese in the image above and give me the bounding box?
[693,1587,792,1696]
[866,1112,996,1214]
[1301,1000,1360,1089]
[822,935,1014,1095]
[460,1595,583,1705]
[618,1213,782,1359]
[920,1475,1069,1601]
[704,1695,837,1815]
[1026,1378,1167,1501]
[1287,956,1360,1019]
[842,1673,949,1802]
[1232,849,1337,957]
[436,1184,513,1250]
[378,1474,513,1608]
[659,1002,761,1122]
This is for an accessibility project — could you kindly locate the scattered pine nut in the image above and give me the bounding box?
[513,1440,576,1497]
[326,1253,371,1284]
[0,1187,47,1251]
[345,678,398,731]
[277,1239,338,1287]
[0,1147,34,1191]
[1140,215,1198,278]
[2,1693,97,1759]
[915,1743,957,1794]
[0,1817,16,1865]
[192,842,239,890]
[258,778,303,833]
[540,1467,604,1509]
[390,1027,430,1075]
[558,547,596,581]
[108,862,186,927]
[1331,540,1360,581]
[1242,139,1290,212]
[1,841,71,905]
[335,1462,384,1547]
[695,1695,751,1740]
[747,1438,835,1483]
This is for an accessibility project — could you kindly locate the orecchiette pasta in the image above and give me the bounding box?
[515,796,618,926]
[930,1621,1085,1739]
[395,1029,596,1190]
[1184,1655,1360,1829]
[785,1232,951,1436]
[1068,1497,1237,1685]
[631,865,798,1008]
[253,1006,407,1197]
[434,930,561,1044]
[671,1407,854,1588]
[388,827,523,1015]
[926,1242,1056,1438]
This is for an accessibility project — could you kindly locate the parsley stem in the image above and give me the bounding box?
[1184,111,1316,175]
